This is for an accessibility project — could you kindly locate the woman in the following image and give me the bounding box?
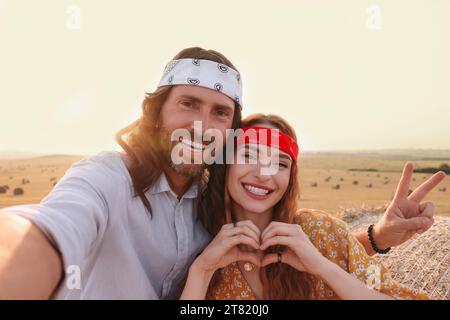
[180,114,429,300]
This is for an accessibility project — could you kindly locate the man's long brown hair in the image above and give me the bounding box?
[116,47,242,217]
[205,114,313,300]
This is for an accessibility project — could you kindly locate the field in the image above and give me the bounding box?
[297,150,450,216]
[1,150,449,215]
[0,155,84,208]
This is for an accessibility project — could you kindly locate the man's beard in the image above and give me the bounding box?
[159,127,207,178]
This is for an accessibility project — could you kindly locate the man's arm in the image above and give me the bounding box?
[0,214,63,299]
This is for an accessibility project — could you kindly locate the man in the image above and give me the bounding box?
[0,47,446,299]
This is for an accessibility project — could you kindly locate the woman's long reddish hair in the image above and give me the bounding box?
[206,114,313,300]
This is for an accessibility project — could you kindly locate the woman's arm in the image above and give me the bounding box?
[353,163,445,256]
[315,257,394,300]
[179,260,215,300]
[260,221,399,300]
[353,227,381,256]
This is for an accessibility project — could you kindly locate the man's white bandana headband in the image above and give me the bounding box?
[157,58,243,108]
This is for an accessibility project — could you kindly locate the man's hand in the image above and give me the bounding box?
[373,162,446,250]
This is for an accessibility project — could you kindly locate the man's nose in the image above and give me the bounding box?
[189,112,212,136]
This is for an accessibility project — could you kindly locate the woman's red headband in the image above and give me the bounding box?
[236,126,299,162]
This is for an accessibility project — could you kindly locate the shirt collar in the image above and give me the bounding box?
[148,172,199,199]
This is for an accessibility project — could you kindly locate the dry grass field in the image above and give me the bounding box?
[298,151,450,216]
[0,155,83,208]
[1,150,449,214]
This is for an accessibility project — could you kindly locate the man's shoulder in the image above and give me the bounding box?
[66,151,131,186]
[73,151,126,171]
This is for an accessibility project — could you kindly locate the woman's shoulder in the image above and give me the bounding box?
[294,209,352,266]
[295,208,348,229]
[294,208,351,242]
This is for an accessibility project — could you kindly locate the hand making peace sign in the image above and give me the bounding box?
[372,162,447,250]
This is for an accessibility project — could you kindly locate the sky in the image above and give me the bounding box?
[0,0,449,155]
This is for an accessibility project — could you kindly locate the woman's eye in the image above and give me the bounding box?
[274,162,288,169]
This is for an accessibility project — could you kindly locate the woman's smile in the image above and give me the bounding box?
[241,182,275,201]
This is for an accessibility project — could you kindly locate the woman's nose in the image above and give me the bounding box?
[252,166,273,181]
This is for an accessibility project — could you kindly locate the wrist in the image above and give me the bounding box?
[313,256,336,277]
[370,224,391,253]
[180,260,215,300]
[313,257,339,280]
[190,259,215,280]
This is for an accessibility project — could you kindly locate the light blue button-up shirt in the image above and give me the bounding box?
[2,151,212,299]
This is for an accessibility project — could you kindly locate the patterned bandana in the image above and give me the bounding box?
[157,58,243,108]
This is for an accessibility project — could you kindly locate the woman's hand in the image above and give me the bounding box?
[372,162,446,250]
[258,221,395,300]
[180,220,262,300]
[259,221,328,275]
[194,220,262,274]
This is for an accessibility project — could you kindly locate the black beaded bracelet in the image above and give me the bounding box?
[368,224,391,254]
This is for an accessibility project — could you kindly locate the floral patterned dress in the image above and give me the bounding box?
[207,209,430,300]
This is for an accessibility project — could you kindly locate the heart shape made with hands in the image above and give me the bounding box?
[235,222,295,269]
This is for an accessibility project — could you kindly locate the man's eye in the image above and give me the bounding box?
[181,101,193,108]
[213,108,231,118]
[215,110,229,117]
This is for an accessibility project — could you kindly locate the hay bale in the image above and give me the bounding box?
[383,180,389,184]
[344,211,450,300]
[325,176,332,182]
[366,183,373,188]
[353,180,359,185]
[439,187,447,192]
[13,188,24,196]
[376,217,450,300]
[311,182,318,187]
[332,184,340,190]
[0,186,6,194]
[340,178,344,182]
